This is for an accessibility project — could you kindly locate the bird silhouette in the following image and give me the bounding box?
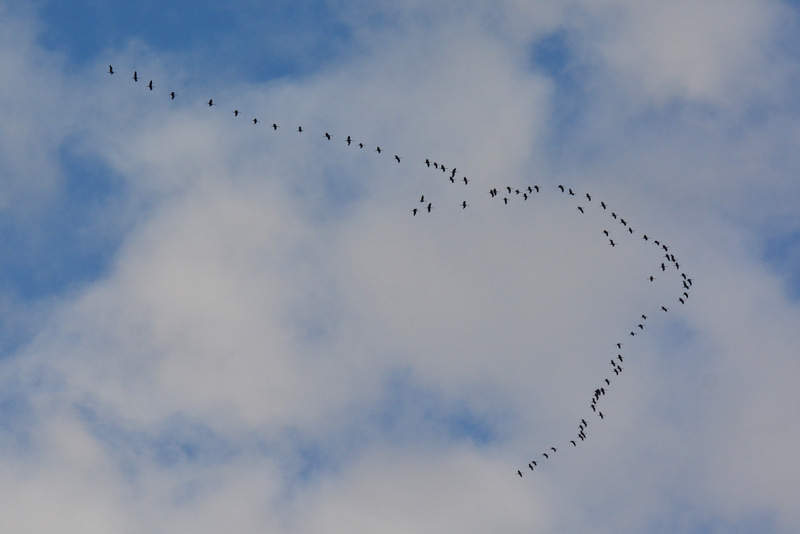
[325,132,331,140]
[253,118,258,124]
[376,146,381,153]
[208,99,214,107]
[234,110,239,116]
[394,155,401,162]
[147,80,153,90]
[132,71,138,82]
[297,126,303,132]
[108,65,114,75]
[577,206,584,213]
[170,92,176,99]
[346,135,352,145]
[461,201,469,209]
[425,158,430,167]
[272,123,279,130]
[558,185,565,192]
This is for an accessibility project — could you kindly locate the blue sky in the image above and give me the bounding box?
[1,1,800,533]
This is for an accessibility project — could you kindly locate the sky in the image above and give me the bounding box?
[1,1,800,532]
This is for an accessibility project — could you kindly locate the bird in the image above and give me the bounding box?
[617,343,622,349]
[253,118,258,124]
[568,188,575,195]
[558,185,565,192]
[147,80,153,90]
[272,123,279,130]
[325,132,331,140]
[571,440,577,446]
[376,146,382,153]
[641,315,647,320]
[642,235,649,241]
[543,453,549,459]
[609,239,616,247]
[420,195,425,203]
[108,65,114,75]
[170,91,176,99]
[611,212,617,219]
[551,447,557,453]
[359,143,364,148]
[527,186,533,193]
[577,206,584,213]
[507,186,512,194]
[605,378,611,385]
[586,193,592,201]
[463,177,469,184]
[530,460,538,467]
[661,306,668,312]
[649,276,656,281]
[234,110,239,116]
[598,412,604,419]
[346,135,352,146]
[461,201,469,209]
[603,230,609,236]
[523,193,528,200]
[394,155,401,163]
[426,203,433,213]
[207,99,214,107]
[600,201,607,209]
[451,168,457,178]
[132,71,138,82]
[297,126,303,132]
[518,470,523,477]
[528,463,535,471]
[534,185,540,192]
[503,198,508,205]
[411,208,418,216]
[425,158,431,167]
[638,324,644,329]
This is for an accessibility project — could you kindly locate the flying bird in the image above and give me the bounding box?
[325,132,331,140]
[234,110,239,116]
[558,185,565,192]
[376,146,382,153]
[170,92,175,99]
[147,80,153,90]
[461,201,469,209]
[253,118,258,124]
[394,155,401,162]
[577,206,584,213]
[108,65,114,74]
[132,71,138,82]
[208,99,214,107]
[297,126,303,132]
[346,135,352,145]
[272,123,279,130]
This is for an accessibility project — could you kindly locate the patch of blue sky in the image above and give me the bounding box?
[647,504,779,534]
[0,142,124,303]
[529,29,591,158]
[376,368,502,448]
[761,230,800,301]
[36,1,355,83]
[76,404,241,482]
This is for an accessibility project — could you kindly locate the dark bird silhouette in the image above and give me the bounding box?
[577,206,584,213]
[617,343,622,349]
[571,440,577,446]
[503,198,508,205]
[170,91,176,99]
[609,239,616,247]
[679,297,685,304]
[643,235,649,241]
[325,132,331,140]
[628,227,634,234]
[272,123,279,130]
[359,143,364,148]
[551,447,557,453]
[425,158,430,167]
[649,276,656,281]
[434,162,439,169]
[449,176,455,183]
[603,230,609,236]
[661,306,668,312]
[451,168,457,178]
[642,315,647,320]
[518,470,523,477]
[605,378,611,385]
[527,186,533,194]
[523,193,528,200]
[441,165,446,173]
[620,218,627,226]
[108,65,114,75]
[558,185,565,192]
[132,71,138,82]
[426,203,433,213]
[543,453,549,459]
[638,324,644,329]
[568,188,575,195]
[598,412,604,419]
[394,155,401,163]
[534,185,540,192]
[581,419,587,427]
[411,208,418,216]
[207,99,216,107]
[297,126,303,132]
[528,463,535,471]
[463,177,469,184]
[234,110,239,116]
[420,195,425,203]
[346,135,352,146]
[147,80,153,90]
[376,146,381,153]
[253,118,258,124]
[507,186,512,194]
[586,193,592,201]
[600,201,607,209]
[461,201,469,209]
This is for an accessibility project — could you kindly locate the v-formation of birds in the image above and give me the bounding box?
[109,65,694,478]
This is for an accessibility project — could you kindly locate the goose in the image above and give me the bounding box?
[558,185,565,192]
[132,71,138,82]
[147,80,153,90]
[170,91,175,99]
[207,99,214,107]
[234,110,239,116]
[394,155,401,163]
[376,146,381,153]
[577,206,584,213]
[325,132,331,140]
[253,118,258,124]
[108,65,114,75]
[346,136,352,146]
[461,201,469,209]
[272,123,279,130]
[600,201,607,209]
[425,158,430,167]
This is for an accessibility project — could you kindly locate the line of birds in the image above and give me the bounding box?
[109,65,693,478]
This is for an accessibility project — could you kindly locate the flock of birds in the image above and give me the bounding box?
[108,65,693,478]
